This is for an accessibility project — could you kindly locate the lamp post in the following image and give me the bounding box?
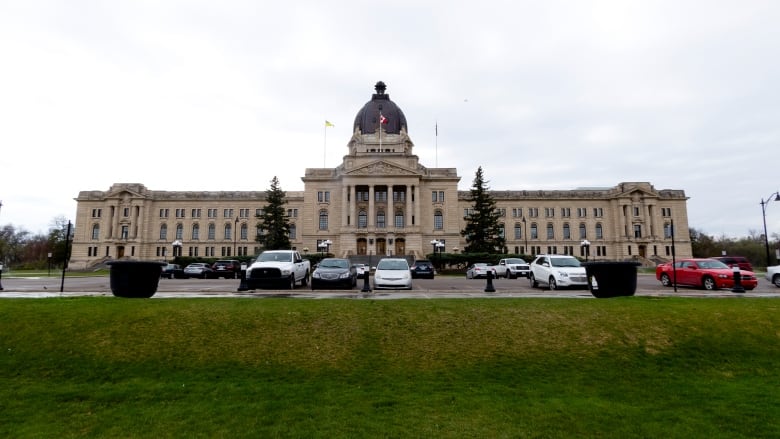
[760,191,780,267]
[324,239,332,256]
[430,239,441,269]
[580,239,590,262]
[172,240,182,261]
[233,217,239,257]
[521,217,528,256]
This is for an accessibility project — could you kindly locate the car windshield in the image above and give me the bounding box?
[698,260,729,269]
[257,252,292,262]
[377,259,409,270]
[320,259,349,269]
[550,257,580,267]
[505,259,525,264]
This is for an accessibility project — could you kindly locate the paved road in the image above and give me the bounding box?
[1,273,778,299]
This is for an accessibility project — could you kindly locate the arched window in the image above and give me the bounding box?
[224,223,232,240]
[240,223,248,240]
[579,223,587,239]
[514,223,522,239]
[499,223,505,238]
[377,211,386,228]
[192,223,200,240]
[530,223,538,239]
[92,224,100,240]
[563,223,571,240]
[358,210,367,228]
[208,223,216,240]
[319,210,329,230]
[289,223,296,239]
[434,210,443,230]
[175,224,183,240]
[597,223,604,239]
[395,211,404,228]
[159,224,167,240]
[546,223,554,239]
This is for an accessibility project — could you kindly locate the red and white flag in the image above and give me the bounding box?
[379,114,388,124]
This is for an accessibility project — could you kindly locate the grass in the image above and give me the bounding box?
[1,297,778,438]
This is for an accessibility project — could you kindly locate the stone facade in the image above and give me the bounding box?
[70,83,692,269]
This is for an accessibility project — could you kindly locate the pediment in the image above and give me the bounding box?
[345,160,420,176]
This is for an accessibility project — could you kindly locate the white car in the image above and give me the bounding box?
[766,265,780,287]
[373,258,413,290]
[529,254,588,289]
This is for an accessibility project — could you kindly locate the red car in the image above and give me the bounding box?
[656,258,757,291]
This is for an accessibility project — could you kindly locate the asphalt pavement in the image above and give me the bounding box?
[1,273,779,299]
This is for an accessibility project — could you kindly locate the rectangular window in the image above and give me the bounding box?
[91,208,102,218]
[529,208,539,218]
[593,208,603,217]
[191,208,201,218]
[317,191,331,203]
[633,206,641,216]
[662,207,672,217]
[512,208,523,218]
[255,208,264,217]
[495,208,506,217]
[223,209,234,218]
[207,209,216,218]
[577,208,587,217]
[561,208,571,217]
[393,191,406,202]
[176,208,185,218]
[123,207,130,217]
[545,208,554,218]
[634,224,642,238]
[287,208,298,217]
[120,225,129,239]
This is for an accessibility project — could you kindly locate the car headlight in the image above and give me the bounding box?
[281,269,291,276]
[558,271,569,278]
[339,272,352,279]
[718,274,728,279]
[312,272,322,279]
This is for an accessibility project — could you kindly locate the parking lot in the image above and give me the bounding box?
[2,273,779,299]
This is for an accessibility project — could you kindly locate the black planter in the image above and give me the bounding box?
[107,260,166,298]
[582,261,641,298]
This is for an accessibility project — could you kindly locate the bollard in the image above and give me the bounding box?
[361,268,372,293]
[731,265,745,293]
[484,269,496,293]
[237,269,250,292]
[0,263,4,291]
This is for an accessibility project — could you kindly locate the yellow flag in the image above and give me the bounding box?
[325,120,335,127]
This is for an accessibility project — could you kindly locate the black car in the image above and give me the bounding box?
[311,258,357,290]
[160,263,183,279]
[211,259,241,279]
[410,260,435,279]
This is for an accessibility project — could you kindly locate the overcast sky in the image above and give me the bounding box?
[1,1,778,239]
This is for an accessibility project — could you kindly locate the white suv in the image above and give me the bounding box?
[529,254,588,289]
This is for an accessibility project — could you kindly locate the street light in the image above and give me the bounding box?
[521,217,528,256]
[580,239,591,262]
[761,191,780,267]
[172,240,182,260]
[430,239,444,269]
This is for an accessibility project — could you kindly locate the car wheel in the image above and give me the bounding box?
[301,271,309,287]
[529,273,538,288]
[288,275,296,290]
[660,273,672,287]
[702,276,716,290]
[773,274,780,288]
[549,276,558,290]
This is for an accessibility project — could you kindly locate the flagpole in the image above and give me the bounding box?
[379,112,382,151]
[435,120,438,167]
[323,123,327,167]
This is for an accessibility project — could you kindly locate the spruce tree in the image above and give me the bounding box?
[460,166,505,253]
[256,176,291,250]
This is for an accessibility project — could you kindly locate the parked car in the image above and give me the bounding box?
[529,255,588,289]
[160,263,182,279]
[766,265,780,287]
[373,258,413,290]
[352,263,368,279]
[494,258,530,279]
[466,263,496,279]
[211,259,241,279]
[410,259,435,279]
[311,258,357,290]
[183,262,214,279]
[710,256,753,272]
[656,258,757,290]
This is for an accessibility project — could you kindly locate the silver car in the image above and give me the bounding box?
[373,258,413,290]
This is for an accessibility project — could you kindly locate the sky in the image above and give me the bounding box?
[1,0,779,239]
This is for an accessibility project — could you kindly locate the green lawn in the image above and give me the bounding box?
[1,298,778,438]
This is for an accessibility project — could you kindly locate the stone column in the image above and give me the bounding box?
[414,185,421,228]
[368,185,375,227]
[350,185,357,228]
[406,184,413,229]
[342,185,348,227]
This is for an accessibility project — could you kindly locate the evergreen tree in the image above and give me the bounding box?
[460,166,505,253]
[256,176,291,250]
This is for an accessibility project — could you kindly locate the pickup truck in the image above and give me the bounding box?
[245,250,310,289]
[493,258,530,279]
